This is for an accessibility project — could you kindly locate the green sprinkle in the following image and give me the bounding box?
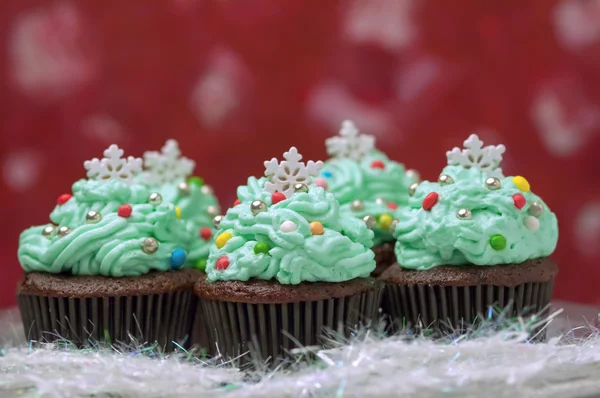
[489,234,507,251]
[195,258,207,272]
[254,242,270,254]
[188,176,204,187]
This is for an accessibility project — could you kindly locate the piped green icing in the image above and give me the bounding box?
[393,165,559,270]
[321,150,417,245]
[18,179,195,276]
[205,178,375,284]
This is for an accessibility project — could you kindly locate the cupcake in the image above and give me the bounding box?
[317,120,419,276]
[194,147,381,362]
[17,144,200,350]
[142,139,221,271]
[379,134,559,333]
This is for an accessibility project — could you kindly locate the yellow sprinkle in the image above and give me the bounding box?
[378,214,393,230]
[310,221,324,235]
[512,176,530,192]
[216,232,232,248]
[175,206,182,219]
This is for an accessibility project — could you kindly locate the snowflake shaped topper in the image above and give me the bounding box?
[143,139,196,185]
[84,144,143,185]
[264,147,323,198]
[325,120,375,161]
[446,134,506,178]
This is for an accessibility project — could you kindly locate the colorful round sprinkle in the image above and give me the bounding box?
[370,160,385,169]
[175,206,182,219]
[170,249,187,269]
[254,242,271,254]
[422,192,439,211]
[195,258,207,272]
[524,216,540,231]
[57,194,72,205]
[216,231,233,248]
[512,176,530,192]
[200,227,212,240]
[233,199,241,206]
[280,220,297,232]
[387,202,398,210]
[271,192,286,204]
[322,171,333,178]
[489,234,507,251]
[118,204,132,218]
[188,176,204,187]
[377,214,393,230]
[513,194,526,210]
[310,221,324,235]
[216,256,230,270]
[314,178,328,189]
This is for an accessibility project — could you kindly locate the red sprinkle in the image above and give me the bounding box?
[200,227,212,240]
[233,199,241,206]
[513,194,526,210]
[118,204,133,218]
[371,160,385,169]
[314,178,328,190]
[57,194,72,205]
[216,256,230,270]
[422,192,439,211]
[387,202,398,210]
[271,192,286,204]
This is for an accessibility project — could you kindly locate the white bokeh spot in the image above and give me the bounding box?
[446,134,506,178]
[143,140,195,185]
[84,144,142,185]
[325,120,375,161]
[264,147,323,198]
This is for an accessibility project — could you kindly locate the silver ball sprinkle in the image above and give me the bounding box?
[457,208,472,220]
[250,200,268,215]
[351,200,365,212]
[406,169,420,182]
[42,225,56,238]
[363,215,376,229]
[57,226,71,237]
[409,182,420,197]
[375,198,386,206]
[86,210,102,224]
[485,177,501,190]
[213,215,224,229]
[201,185,214,195]
[438,174,455,186]
[390,219,399,234]
[178,182,190,196]
[148,192,163,206]
[141,237,159,254]
[528,201,544,217]
[207,205,219,217]
[293,183,309,193]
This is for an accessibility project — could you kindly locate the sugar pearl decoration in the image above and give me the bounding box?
[57,226,71,237]
[178,182,190,196]
[280,220,297,232]
[148,192,163,206]
[141,237,159,254]
[375,198,386,206]
[213,215,223,229]
[310,221,324,235]
[406,169,420,181]
[363,215,376,229]
[485,177,501,190]
[201,185,213,195]
[351,200,365,212]
[42,225,56,238]
[251,200,268,215]
[456,208,472,220]
[528,201,544,217]
[293,183,309,193]
[409,182,420,197]
[438,174,454,186]
[86,210,102,224]
[207,205,219,217]
[524,216,540,231]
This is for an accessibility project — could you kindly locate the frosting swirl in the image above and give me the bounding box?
[394,166,559,270]
[205,178,375,284]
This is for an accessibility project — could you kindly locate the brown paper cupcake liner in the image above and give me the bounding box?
[198,287,383,363]
[383,280,554,334]
[17,291,198,352]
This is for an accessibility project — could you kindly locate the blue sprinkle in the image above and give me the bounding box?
[170,249,187,269]
[322,171,332,178]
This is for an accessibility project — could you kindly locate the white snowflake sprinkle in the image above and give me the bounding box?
[264,147,323,198]
[143,139,196,185]
[325,120,375,161]
[84,144,143,185]
[446,134,506,178]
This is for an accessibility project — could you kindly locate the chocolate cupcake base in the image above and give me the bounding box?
[17,269,201,351]
[194,278,383,364]
[371,242,396,277]
[379,258,558,336]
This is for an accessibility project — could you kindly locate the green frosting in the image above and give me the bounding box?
[18,179,195,276]
[321,150,417,245]
[205,178,375,284]
[394,165,559,270]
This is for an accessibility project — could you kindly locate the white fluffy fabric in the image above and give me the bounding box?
[1,304,600,398]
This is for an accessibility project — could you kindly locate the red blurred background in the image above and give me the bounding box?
[1,0,599,308]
